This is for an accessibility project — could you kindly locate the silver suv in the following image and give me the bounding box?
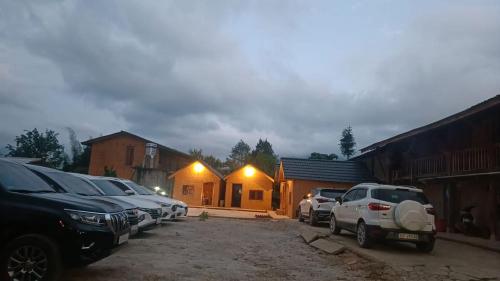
[329,183,436,252]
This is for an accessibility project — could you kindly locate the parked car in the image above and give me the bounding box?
[0,159,130,281]
[109,179,188,220]
[71,174,163,232]
[329,183,436,252]
[298,188,347,225]
[24,164,140,236]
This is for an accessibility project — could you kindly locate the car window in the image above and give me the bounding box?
[121,181,153,195]
[343,190,358,202]
[319,189,345,199]
[110,180,134,193]
[0,161,56,193]
[354,188,367,200]
[371,188,429,204]
[45,172,102,196]
[90,179,128,196]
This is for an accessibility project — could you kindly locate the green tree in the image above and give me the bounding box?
[188,148,224,171]
[6,128,65,168]
[308,152,339,160]
[249,139,278,176]
[63,128,91,173]
[226,140,251,170]
[339,126,356,159]
[103,166,117,177]
[188,148,204,160]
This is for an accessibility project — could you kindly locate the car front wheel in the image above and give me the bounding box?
[1,234,62,281]
[356,221,372,248]
[329,214,341,235]
[309,209,318,226]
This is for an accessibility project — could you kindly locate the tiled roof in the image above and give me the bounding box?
[280,157,376,183]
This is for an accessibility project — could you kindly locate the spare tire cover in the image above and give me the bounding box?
[394,200,427,231]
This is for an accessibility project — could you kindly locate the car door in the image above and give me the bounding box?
[336,189,357,228]
[349,188,368,226]
[300,189,315,215]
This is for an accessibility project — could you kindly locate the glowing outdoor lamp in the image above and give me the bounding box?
[154,186,160,192]
[244,166,256,177]
[160,191,166,196]
[193,162,205,173]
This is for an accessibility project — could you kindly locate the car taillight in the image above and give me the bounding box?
[426,207,436,215]
[317,198,329,203]
[368,202,391,211]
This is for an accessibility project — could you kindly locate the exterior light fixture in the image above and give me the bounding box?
[193,162,205,173]
[244,166,256,177]
[160,191,166,196]
[154,186,160,191]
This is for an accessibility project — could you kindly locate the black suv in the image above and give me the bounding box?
[0,159,130,281]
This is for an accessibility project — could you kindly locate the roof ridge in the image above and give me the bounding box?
[280,157,352,163]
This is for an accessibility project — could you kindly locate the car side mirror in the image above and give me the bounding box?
[303,195,308,199]
[335,196,343,204]
[125,190,135,196]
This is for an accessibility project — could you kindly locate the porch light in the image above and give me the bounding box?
[154,186,160,191]
[193,162,205,173]
[244,166,256,177]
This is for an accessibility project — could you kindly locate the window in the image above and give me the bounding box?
[91,180,128,196]
[249,190,263,200]
[354,188,367,200]
[319,189,346,199]
[182,185,194,196]
[342,189,358,202]
[125,146,135,166]
[371,188,429,204]
[0,162,55,193]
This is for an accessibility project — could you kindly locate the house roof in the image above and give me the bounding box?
[168,160,224,180]
[360,95,500,153]
[81,130,191,158]
[224,164,275,182]
[280,157,376,183]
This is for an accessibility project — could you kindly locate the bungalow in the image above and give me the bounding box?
[355,95,500,241]
[169,161,225,207]
[224,164,274,211]
[278,157,375,218]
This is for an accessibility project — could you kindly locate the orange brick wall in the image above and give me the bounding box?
[171,162,222,207]
[88,136,146,179]
[225,166,274,211]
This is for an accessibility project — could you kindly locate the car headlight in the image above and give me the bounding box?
[65,209,107,226]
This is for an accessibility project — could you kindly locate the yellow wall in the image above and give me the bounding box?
[282,179,354,218]
[171,162,222,207]
[225,165,274,211]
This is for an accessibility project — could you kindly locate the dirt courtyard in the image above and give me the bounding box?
[63,217,500,281]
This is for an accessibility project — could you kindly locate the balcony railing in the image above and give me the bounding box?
[392,144,500,181]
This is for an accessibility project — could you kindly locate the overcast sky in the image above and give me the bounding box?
[1,0,500,159]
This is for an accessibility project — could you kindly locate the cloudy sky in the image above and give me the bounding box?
[1,0,499,159]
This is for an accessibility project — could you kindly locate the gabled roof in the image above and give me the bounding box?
[224,164,275,182]
[360,95,500,153]
[168,160,224,180]
[81,130,191,158]
[280,157,376,183]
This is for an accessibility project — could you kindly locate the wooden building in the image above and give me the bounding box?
[277,158,375,218]
[169,161,225,207]
[82,131,192,193]
[224,165,274,211]
[356,95,500,241]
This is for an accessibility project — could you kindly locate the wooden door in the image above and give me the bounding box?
[231,184,242,208]
[202,182,214,206]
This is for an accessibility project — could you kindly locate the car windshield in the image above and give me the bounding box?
[0,161,56,193]
[319,189,346,198]
[124,181,154,195]
[46,172,102,196]
[371,188,429,204]
[91,179,128,196]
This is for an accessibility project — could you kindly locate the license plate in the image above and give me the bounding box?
[156,218,161,224]
[130,225,138,235]
[398,233,419,240]
[118,233,129,245]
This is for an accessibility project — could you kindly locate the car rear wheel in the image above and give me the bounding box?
[297,207,304,222]
[356,221,372,248]
[329,214,341,235]
[309,209,318,226]
[1,234,62,281]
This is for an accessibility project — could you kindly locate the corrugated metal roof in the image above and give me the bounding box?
[280,157,376,183]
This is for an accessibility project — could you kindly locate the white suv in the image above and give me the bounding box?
[329,183,436,252]
[297,188,347,225]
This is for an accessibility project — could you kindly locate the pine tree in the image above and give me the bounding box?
[339,126,356,159]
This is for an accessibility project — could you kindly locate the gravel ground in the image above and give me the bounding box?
[62,217,495,281]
